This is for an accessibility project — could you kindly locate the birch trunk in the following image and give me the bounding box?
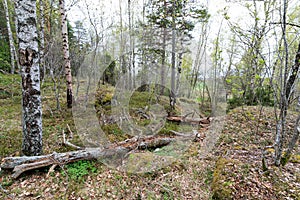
[175,52,183,96]
[3,0,16,74]
[59,0,73,108]
[15,0,43,156]
[13,2,20,71]
[39,0,45,82]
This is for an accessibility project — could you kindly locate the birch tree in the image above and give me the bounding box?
[38,0,45,81]
[59,0,73,108]
[15,0,43,156]
[3,0,16,74]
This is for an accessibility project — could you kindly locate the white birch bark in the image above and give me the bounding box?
[3,0,16,74]
[15,0,43,156]
[39,0,45,82]
[59,0,73,108]
[12,2,20,71]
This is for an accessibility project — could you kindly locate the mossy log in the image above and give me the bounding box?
[1,135,190,179]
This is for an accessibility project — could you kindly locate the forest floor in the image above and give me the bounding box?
[0,73,300,200]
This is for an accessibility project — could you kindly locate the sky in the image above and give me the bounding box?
[65,0,300,67]
[65,0,256,43]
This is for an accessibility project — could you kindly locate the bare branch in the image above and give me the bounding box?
[270,22,300,28]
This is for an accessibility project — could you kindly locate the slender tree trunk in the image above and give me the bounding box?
[274,0,289,166]
[15,0,43,156]
[59,0,73,108]
[131,3,136,89]
[119,0,127,80]
[127,0,131,89]
[160,0,167,95]
[280,42,300,163]
[285,42,300,102]
[12,3,20,72]
[84,0,100,106]
[170,1,176,109]
[284,113,300,162]
[160,27,166,95]
[175,52,183,96]
[39,0,45,82]
[3,0,16,74]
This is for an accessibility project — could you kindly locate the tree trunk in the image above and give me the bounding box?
[274,0,289,166]
[39,0,45,82]
[285,42,300,102]
[283,113,300,164]
[170,1,176,109]
[1,135,185,178]
[175,52,183,96]
[3,0,16,74]
[280,42,300,163]
[119,0,127,78]
[128,0,134,89]
[160,27,167,95]
[15,0,43,156]
[59,0,73,108]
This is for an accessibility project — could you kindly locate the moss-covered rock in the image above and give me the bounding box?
[95,85,115,106]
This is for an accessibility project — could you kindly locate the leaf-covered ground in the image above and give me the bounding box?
[0,74,299,199]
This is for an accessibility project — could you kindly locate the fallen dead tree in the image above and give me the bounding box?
[1,133,200,179]
[167,116,212,127]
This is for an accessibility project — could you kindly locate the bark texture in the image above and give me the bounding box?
[39,0,45,81]
[15,0,43,156]
[59,0,73,108]
[3,0,16,74]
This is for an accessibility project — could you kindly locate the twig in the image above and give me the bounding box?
[66,124,73,138]
[270,22,300,28]
[62,130,82,150]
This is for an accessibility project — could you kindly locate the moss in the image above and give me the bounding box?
[211,158,235,200]
[101,123,130,142]
[266,148,275,154]
[279,152,300,166]
[95,85,115,115]
[289,154,300,163]
[281,153,291,166]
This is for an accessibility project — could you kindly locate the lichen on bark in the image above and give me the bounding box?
[16,0,43,156]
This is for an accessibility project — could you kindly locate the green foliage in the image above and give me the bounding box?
[228,85,274,110]
[69,21,89,76]
[100,53,116,86]
[63,160,97,182]
[95,84,115,108]
[146,0,209,39]
[0,73,21,97]
[0,37,10,72]
[0,1,11,73]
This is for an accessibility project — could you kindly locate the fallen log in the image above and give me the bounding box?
[1,135,181,179]
[167,116,212,125]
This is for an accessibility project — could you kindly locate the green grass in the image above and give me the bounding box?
[0,74,22,157]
